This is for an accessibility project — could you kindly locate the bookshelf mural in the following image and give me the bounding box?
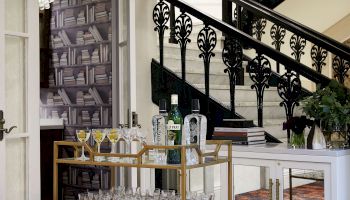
[40,0,113,198]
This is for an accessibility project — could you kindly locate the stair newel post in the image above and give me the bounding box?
[247,53,271,127]
[197,23,217,122]
[270,24,286,73]
[175,11,193,106]
[332,56,350,84]
[311,45,328,74]
[277,69,301,143]
[223,38,243,118]
[153,0,170,89]
[169,4,177,44]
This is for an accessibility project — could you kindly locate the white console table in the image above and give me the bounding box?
[218,143,350,200]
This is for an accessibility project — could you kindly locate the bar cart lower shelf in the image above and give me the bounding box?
[53,140,233,200]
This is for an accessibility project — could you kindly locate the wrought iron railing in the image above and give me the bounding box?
[152,0,348,140]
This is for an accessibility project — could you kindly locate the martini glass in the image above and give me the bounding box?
[76,129,91,161]
[92,129,106,162]
[106,128,121,162]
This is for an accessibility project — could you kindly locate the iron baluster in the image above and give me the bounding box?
[311,45,328,73]
[197,24,217,115]
[153,0,169,89]
[252,17,267,41]
[290,34,306,63]
[270,24,286,73]
[222,38,243,118]
[169,4,177,44]
[277,70,301,143]
[175,12,193,82]
[247,54,271,127]
[332,56,350,84]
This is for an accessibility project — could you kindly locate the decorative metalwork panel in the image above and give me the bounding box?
[222,38,243,116]
[270,24,286,51]
[197,24,217,114]
[277,70,301,118]
[332,56,350,84]
[175,12,192,81]
[311,45,328,73]
[247,54,271,127]
[290,34,306,62]
[153,0,169,67]
[252,17,267,41]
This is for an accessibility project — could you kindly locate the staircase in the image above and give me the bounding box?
[152,0,350,141]
[163,24,299,139]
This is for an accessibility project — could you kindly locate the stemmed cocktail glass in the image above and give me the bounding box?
[76,129,91,161]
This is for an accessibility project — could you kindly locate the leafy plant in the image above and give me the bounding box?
[283,116,313,135]
[301,80,350,129]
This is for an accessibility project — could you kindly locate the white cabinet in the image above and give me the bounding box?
[218,143,350,200]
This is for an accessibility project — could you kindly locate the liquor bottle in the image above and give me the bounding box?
[152,99,168,164]
[167,94,183,164]
[184,99,207,165]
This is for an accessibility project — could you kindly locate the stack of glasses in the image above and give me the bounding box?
[78,188,215,200]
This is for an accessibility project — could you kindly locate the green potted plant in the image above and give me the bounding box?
[301,80,350,148]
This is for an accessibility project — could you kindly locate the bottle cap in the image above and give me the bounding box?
[171,94,178,105]
[192,99,200,112]
[159,99,167,112]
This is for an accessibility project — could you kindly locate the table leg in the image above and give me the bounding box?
[181,147,186,200]
[53,143,58,200]
[228,144,232,200]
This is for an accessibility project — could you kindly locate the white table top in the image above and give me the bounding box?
[211,142,350,157]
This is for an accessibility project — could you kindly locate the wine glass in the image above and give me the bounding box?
[106,128,121,162]
[121,128,133,163]
[76,129,91,161]
[92,129,106,162]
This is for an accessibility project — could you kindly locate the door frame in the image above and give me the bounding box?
[0,0,40,199]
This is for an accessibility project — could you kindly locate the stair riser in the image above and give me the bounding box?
[164,45,223,59]
[175,72,230,85]
[164,58,228,74]
[209,88,283,103]
[235,105,293,120]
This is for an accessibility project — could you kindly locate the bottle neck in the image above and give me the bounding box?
[171,104,178,109]
[192,110,200,114]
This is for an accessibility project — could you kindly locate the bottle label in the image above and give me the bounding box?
[167,120,181,130]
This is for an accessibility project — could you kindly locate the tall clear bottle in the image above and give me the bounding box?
[152,99,168,164]
[184,99,207,165]
[167,94,183,164]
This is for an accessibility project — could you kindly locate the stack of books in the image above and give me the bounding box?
[99,44,109,63]
[81,49,90,64]
[53,93,65,106]
[83,93,95,106]
[76,10,85,25]
[76,91,84,105]
[50,16,56,29]
[64,9,76,27]
[60,52,68,66]
[51,35,64,48]
[95,65,108,84]
[91,110,100,126]
[95,3,108,22]
[58,30,71,46]
[88,87,104,104]
[91,48,100,64]
[63,68,76,85]
[108,90,112,105]
[81,110,91,126]
[108,26,112,41]
[102,108,109,125]
[47,92,54,105]
[76,31,84,45]
[60,0,69,7]
[212,127,266,145]
[61,111,68,124]
[49,73,55,87]
[83,31,95,44]
[76,70,86,85]
[51,110,60,119]
[58,89,72,105]
[52,53,60,67]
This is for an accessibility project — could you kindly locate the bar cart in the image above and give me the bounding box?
[53,140,232,200]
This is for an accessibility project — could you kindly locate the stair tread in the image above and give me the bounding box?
[194,84,278,90]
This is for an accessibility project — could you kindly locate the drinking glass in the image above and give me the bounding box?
[76,129,91,161]
[92,129,106,162]
[121,128,134,163]
[106,128,121,162]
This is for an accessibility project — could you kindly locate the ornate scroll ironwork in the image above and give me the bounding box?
[197,24,217,114]
[247,54,271,127]
[332,56,350,84]
[222,38,243,117]
[277,70,301,142]
[270,24,286,73]
[252,17,267,41]
[311,45,328,73]
[290,34,306,62]
[175,12,192,81]
[153,0,169,67]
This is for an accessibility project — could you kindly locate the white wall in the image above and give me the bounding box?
[135,0,159,140]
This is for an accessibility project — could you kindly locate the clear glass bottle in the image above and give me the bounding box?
[184,99,207,165]
[152,99,168,164]
[167,94,183,164]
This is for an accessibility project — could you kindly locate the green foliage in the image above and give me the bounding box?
[301,80,350,129]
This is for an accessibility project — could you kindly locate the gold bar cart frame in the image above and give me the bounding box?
[53,140,232,200]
